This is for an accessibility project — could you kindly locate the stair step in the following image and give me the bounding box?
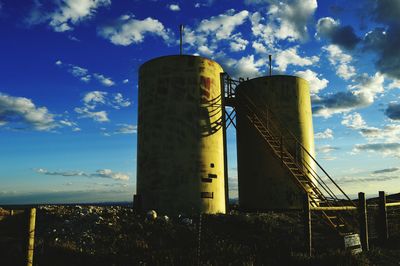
[276,154,290,158]
[278,157,291,160]
[293,173,305,177]
[283,161,296,165]
[244,106,354,235]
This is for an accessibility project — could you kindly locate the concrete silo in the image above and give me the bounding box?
[236,75,316,210]
[136,55,226,215]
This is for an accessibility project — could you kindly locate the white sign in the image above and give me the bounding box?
[344,233,362,254]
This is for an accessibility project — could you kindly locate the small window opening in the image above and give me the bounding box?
[208,173,217,179]
[201,192,213,199]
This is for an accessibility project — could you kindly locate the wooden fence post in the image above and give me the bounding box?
[133,194,142,213]
[378,191,389,242]
[358,192,369,251]
[26,208,36,266]
[304,193,312,256]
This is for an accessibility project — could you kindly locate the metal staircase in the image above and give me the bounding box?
[221,74,357,235]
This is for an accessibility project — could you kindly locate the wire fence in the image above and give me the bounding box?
[0,208,31,266]
[1,194,400,265]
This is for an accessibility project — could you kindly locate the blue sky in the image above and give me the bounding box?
[1,0,400,204]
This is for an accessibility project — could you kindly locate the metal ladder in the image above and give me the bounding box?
[222,74,357,235]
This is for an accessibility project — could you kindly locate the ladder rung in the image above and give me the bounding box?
[245,105,354,234]
[283,160,295,164]
[276,153,289,157]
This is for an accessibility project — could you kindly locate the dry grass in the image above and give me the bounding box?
[0,206,399,265]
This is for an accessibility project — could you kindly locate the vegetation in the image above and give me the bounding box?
[0,205,399,265]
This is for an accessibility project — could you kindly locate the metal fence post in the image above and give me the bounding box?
[26,208,36,266]
[378,191,389,242]
[197,213,202,266]
[304,193,312,256]
[358,192,369,251]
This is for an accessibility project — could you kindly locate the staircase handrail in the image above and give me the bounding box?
[235,85,356,207]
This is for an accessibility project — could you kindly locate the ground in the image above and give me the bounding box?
[0,205,399,265]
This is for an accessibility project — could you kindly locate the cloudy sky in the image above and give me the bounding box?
[1,0,400,204]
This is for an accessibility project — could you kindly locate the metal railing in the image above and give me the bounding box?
[239,91,354,206]
[221,74,357,233]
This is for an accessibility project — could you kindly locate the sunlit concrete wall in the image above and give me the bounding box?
[137,55,226,214]
[236,75,315,210]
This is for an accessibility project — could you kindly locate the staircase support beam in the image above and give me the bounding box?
[358,192,369,251]
[304,193,312,257]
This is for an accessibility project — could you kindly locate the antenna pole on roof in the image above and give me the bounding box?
[269,54,272,76]
[179,24,184,55]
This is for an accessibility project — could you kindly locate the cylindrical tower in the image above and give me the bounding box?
[236,75,315,210]
[136,55,226,215]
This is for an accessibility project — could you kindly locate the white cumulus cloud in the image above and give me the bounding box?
[313,72,385,117]
[83,91,107,109]
[316,144,339,154]
[102,124,137,136]
[315,128,334,139]
[323,45,355,80]
[98,15,171,46]
[267,0,317,42]
[112,93,131,109]
[353,143,400,158]
[0,93,57,131]
[341,112,366,130]
[197,10,249,40]
[229,33,249,52]
[92,169,130,181]
[275,46,319,72]
[75,91,131,122]
[74,107,109,122]
[388,79,400,90]
[168,4,180,11]
[36,168,130,181]
[295,69,328,95]
[247,0,317,42]
[29,0,112,32]
[93,73,115,86]
[252,41,267,54]
[226,55,265,78]
[56,60,115,86]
